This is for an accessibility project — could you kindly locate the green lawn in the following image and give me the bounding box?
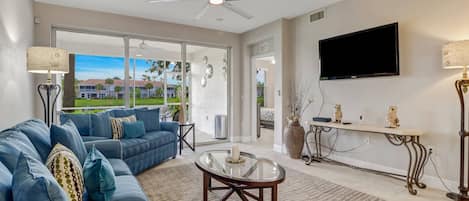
[75,97,180,107]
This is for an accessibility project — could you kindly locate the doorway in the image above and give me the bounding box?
[253,56,276,148]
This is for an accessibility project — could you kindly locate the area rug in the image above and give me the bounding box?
[137,164,385,201]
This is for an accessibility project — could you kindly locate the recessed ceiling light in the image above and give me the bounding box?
[209,0,224,5]
[271,59,276,64]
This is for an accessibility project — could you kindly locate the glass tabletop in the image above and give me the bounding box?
[195,150,285,183]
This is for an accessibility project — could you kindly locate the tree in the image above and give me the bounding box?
[114,86,122,99]
[113,76,121,80]
[105,78,114,97]
[95,83,104,99]
[145,83,153,98]
[155,87,163,98]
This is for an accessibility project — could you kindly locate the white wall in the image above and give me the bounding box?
[293,0,469,188]
[0,0,35,129]
[189,47,228,135]
[241,19,293,149]
[33,2,241,138]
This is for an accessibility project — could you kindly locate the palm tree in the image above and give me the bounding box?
[155,87,163,98]
[114,86,122,99]
[105,78,114,98]
[145,83,153,98]
[95,83,104,99]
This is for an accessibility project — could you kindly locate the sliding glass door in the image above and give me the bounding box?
[55,28,230,141]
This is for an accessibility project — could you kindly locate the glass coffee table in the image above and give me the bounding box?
[195,150,285,201]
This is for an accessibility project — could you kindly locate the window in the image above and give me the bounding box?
[57,31,125,113]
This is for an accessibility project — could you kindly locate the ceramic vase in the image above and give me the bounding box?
[284,120,305,159]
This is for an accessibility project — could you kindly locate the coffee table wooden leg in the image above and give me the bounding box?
[259,188,264,201]
[271,185,278,201]
[203,173,209,201]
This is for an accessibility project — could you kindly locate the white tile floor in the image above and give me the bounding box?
[163,128,446,201]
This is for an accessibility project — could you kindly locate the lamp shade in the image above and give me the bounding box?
[443,40,469,69]
[27,47,69,74]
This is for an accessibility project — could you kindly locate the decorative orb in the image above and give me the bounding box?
[205,64,214,78]
[201,76,207,87]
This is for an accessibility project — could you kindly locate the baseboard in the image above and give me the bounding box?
[327,154,457,192]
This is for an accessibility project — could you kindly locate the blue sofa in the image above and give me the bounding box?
[60,108,179,174]
[0,119,148,201]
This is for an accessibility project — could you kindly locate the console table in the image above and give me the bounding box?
[304,121,428,195]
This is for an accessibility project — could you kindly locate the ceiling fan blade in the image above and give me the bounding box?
[146,0,181,3]
[195,4,210,20]
[223,2,253,20]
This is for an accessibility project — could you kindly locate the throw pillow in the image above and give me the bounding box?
[110,115,137,139]
[60,113,92,136]
[0,162,12,201]
[50,120,88,165]
[46,144,85,201]
[91,112,113,138]
[83,146,116,201]
[110,109,136,118]
[135,108,161,132]
[12,153,68,201]
[123,121,146,139]
[14,119,52,162]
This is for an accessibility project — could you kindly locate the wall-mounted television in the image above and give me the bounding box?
[319,23,399,80]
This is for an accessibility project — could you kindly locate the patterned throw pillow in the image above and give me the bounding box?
[110,115,137,139]
[46,144,85,201]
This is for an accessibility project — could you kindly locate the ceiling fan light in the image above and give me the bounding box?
[209,0,224,5]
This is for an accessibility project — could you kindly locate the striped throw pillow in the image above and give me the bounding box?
[46,144,85,201]
[110,115,137,139]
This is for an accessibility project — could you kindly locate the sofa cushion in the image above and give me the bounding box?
[123,121,146,139]
[84,146,116,201]
[91,112,113,138]
[110,109,136,118]
[82,136,109,142]
[12,153,68,201]
[108,159,132,176]
[13,119,52,162]
[135,108,160,132]
[50,120,88,165]
[111,175,147,201]
[60,113,92,136]
[141,131,177,150]
[46,144,85,201]
[120,138,150,159]
[0,129,42,172]
[0,162,12,201]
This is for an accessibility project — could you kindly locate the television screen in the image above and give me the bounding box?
[319,23,399,80]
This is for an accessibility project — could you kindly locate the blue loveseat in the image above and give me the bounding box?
[60,107,179,174]
[0,119,148,201]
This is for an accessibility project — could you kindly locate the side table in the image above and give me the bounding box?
[179,122,195,155]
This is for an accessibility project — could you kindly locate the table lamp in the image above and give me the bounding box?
[27,47,69,127]
[443,40,469,201]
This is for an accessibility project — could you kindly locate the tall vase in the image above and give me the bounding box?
[284,120,305,159]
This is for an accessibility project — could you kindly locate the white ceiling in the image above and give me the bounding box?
[35,0,343,33]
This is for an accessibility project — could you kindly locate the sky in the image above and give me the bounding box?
[75,54,179,84]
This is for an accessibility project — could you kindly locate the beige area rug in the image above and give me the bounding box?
[137,164,385,201]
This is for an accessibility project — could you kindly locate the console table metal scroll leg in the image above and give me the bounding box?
[305,126,320,165]
[385,134,428,195]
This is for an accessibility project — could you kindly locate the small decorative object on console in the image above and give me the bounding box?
[312,117,332,122]
[386,106,400,128]
[334,104,343,123]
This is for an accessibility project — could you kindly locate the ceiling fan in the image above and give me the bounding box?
[146,0,253,20]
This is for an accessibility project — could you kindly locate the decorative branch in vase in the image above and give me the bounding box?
[285,81,314,159]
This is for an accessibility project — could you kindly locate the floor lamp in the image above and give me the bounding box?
[443,40,469,201]
[27,47,69,127]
